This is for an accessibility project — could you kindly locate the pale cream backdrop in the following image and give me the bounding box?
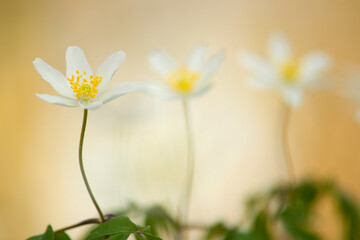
[1,0,360,239]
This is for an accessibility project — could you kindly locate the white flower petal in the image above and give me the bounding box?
[149,50,177,77]
[239,51,274,77]
[138,82,180,100]
[96,51,126,92]
[281,87,304,108]
[36,94,79,107]
[269,33,292,63]
[191,83,212,98]
[79,101,103,110]
[187,45,207,71]
[245,76,277,89]
[66,46,93,78]
[239,51,279,89]
[33,58,75,98]
[197,51,224,88]
[299,52,332,83]
[96,82,138,104]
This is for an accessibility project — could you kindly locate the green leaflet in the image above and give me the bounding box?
[86,216,163,240]
[334,190,360,240]
[86,216,137,240]
[27,225,71,240]
[205,222,228,239]
[27,225,54,240]
[145,205,180,235]
[54,231,71,240]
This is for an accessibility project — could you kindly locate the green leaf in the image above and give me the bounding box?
[294,182,319,208]
[106,233,131,240]
[205,222,228,239]
[54,231,71,240]
[250,210,271,240]
[142,232,163,240]
[26,225,72,240]
[282,222,320,240]
[335,191,360,240]
[134,233,144,240]
[27,225,55,240]
[86,216,138,240]
[145,205,179,235]
[280,204,320,240]
[224,229,255,240]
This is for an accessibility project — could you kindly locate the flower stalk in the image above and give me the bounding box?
[181,98,195,225]
[79,109,105,222]
[281,104,296,185]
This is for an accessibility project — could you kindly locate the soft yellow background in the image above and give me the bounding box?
[1,0,360,239]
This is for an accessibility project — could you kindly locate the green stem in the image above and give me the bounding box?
[79,109,105,223]
[182,98,195,225]
[281,105,296,185]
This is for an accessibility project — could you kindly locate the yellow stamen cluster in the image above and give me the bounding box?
[166,67,200,93]
[279,62,298,84]
[67,70,102,100]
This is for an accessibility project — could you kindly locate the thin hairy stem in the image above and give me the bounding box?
[54,218,101,233]
[176,98,196,240]
[281,105,296,185]
[79,109,105,222]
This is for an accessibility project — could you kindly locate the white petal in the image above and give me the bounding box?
[239,51,274,77]
[187,45,207,71]
[281,87,304,108]
[96,82,138,104]
[79,101,103,110]
[33,58,74,98]
[299,52,332,83]
[66,46,93,78]
[197,51,224,88]
[36,94,79,107]
[191,83,212,98]
[239,52,279,88]
[269,33,292,63]
[137,82,180,100]
[148,50,177,77]
[245,76,277,89]
[96,51,126,92]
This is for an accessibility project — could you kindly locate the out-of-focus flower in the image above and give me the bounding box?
[239,34,332,108]
[142,45,223,99]
[34,46,137,109]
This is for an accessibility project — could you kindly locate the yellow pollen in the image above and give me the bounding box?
[67,70,102,100]
[279,61,298,84]
[166,67,200,93]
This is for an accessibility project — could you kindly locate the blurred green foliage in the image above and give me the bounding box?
[27,179,360,240]
[138,180,360,240]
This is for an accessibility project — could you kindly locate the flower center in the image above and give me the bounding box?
[166,67,200,93]
[279,62,298,84]
[67,70,102,100]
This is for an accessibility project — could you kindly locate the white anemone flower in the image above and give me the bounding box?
[239,34,332,108]
[34,46,137,109]
[143,45,223,99]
